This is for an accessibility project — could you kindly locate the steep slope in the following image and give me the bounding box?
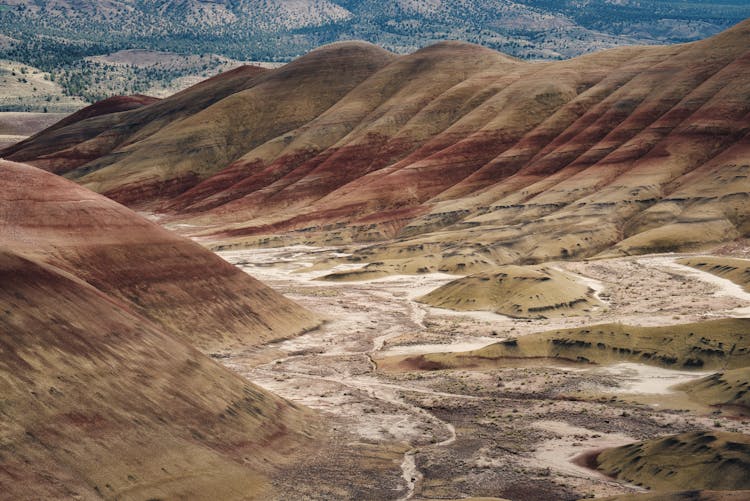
[4,43,395,203]
[74,42,396,205]
[40,93,160,132]
[1,64,272,175]
[0,249,317,500]
[5,20,750,262]
[0,159,322,498]
[0,159,321,352]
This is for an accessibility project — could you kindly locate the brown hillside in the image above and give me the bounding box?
[0,160,324,498]
[0,159,321,352]
[1,64,272,175]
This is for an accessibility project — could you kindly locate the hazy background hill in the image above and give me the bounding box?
[1,0,749,109]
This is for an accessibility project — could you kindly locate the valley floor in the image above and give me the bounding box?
[216,247,750,500]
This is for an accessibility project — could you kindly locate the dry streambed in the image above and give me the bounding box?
[217,248,750,500]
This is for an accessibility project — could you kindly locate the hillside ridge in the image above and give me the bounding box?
[5,21,750,266]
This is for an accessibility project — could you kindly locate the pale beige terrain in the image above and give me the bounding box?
[0,111,69,148]
[215,244,750,500]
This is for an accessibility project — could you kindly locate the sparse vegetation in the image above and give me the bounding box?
[1,1,749,106]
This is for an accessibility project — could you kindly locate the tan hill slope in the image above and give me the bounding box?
[0,63,272,175]
[417,265,602,318]
[0,159,321,352]
[0,160,322,498]
[593,431,750,492]
[679,367,750,413]
[377,318,750,372]
[4,20,750,261]
[3,42,395,199]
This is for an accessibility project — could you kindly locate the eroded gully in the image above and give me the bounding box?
[218,247,484,500]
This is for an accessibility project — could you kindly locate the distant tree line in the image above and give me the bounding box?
[0,0,748,102]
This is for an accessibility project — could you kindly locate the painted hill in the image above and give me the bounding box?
[0,63,273,176]
[0,159,321,352]
[0,249,317,500]
[5,20,750,264]
[0,160,321,498]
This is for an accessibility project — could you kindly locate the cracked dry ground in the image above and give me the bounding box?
[216,247,750,501]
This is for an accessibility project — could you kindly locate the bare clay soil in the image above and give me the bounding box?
[217,247,750,500]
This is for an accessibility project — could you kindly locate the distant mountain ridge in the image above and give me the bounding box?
[4,1,748,58]
[2,1,748,107]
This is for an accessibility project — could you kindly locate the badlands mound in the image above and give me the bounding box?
[418,264,602,318]
[4,21,750,261]
[593,431,750,492]
[378,318,750,372]
[0,161,321,498]
[0,250,317,500]
[320,247,498,281]
[680,367,750,413]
